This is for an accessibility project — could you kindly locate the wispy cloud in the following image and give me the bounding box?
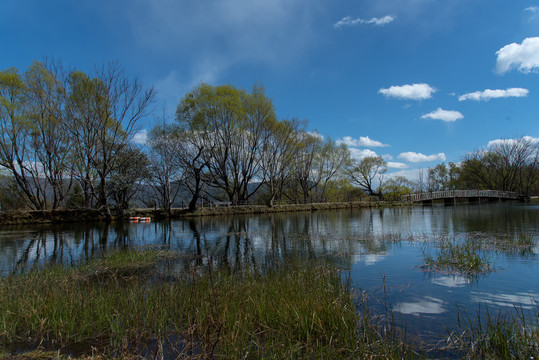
[398,152,446,163]
[337,136,389,147]
[487,136,539,148]
[459,88,529,101]
[132,129,148,145]
[421,108,463,122]
[333,15,395,28]
[387,162,408,169]
[496,37,539,74]
[379,83,436,100]
[115,0,322,97]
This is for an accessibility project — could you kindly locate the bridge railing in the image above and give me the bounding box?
[402,190,520,202]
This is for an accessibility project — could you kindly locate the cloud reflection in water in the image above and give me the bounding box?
[471,291,539,309]
[393,296,447,316]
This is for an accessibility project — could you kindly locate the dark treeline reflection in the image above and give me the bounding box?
[1,204,537,275]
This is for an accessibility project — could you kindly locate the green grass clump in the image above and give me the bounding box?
[421,236,493,277]
[446,306,539,359]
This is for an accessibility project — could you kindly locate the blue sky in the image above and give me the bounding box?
[1,0,538,178]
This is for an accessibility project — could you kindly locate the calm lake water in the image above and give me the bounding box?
[1,203,538,341]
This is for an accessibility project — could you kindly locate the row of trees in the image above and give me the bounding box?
[0,61,155,216]
[1,61,537,213]
[416,137,538,196]
[148,83,352,211]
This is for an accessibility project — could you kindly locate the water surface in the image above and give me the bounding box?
[1,203,538,340]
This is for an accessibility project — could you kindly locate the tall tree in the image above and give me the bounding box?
[66,63,156,216]
[347,156,387,198]
[147,119,184,212]
[25,61,73,209]
[176,83,276,206]
[108,144,150,211]
[0,68,45,209]
[290,131,324,203]
[260,118,304,206]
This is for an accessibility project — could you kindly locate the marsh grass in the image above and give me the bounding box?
[1,248,388,359]
[487,232,536,256]
[3,246,537,359]
[444,305,539,359]
[421,235,493,277]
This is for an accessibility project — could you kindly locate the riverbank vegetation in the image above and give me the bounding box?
[1,247,538,359]
[1,61,537,217]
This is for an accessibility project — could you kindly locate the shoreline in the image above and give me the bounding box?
[0,201,405,226]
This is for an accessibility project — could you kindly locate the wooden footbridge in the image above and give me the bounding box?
[402,190,521,205]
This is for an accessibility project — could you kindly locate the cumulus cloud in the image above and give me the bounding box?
[487,136,539,148]
[387,162,408,169]
[350,148,378,160]
[333,15,395,28]
[421,108,463,122]
[458,88,529,101]
[132,129,148,145]
[337,136,389,147]
[307,130,324,141]
[496,37,539,74]
[379,83,436,100]
[398,152,446,163]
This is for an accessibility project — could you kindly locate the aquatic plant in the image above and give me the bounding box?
[421,235,493,277]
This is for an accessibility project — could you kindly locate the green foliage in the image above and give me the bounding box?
[381,176,413,201]
[348,156,387,197]
[457,137,538,195]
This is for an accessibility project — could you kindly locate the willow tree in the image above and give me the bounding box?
[260,118,304,207]
[25,61,74,209]
[176,83,276,206]
[148,120,184,212]
[66,63,156,216]
[0,68,41,209]
[347,156,387,198]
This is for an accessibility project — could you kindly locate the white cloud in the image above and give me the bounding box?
[471,291,539,310]
[458,88,529,101]
[307,130,324,141]
[337,136,389,147]
[421,108,463,122]
[387,162,408,169]
[333,15,395,28]
[132,129,148,145]
[431,276,470,288]
[525,6,539,12]
[394,297,447,316]
[398,152,446,163]
[379,83,436,100]
[487,136,539,148]
[496,37,539,74]
[350,148,378,160]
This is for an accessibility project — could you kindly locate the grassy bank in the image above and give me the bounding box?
[2,248,537,359]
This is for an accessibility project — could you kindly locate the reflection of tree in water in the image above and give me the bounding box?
[3,204,535,275]
[453,203,538,236]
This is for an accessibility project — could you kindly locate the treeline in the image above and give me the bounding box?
[0,60,155,216]
[416,137,539,196]
[0,61,537,215]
